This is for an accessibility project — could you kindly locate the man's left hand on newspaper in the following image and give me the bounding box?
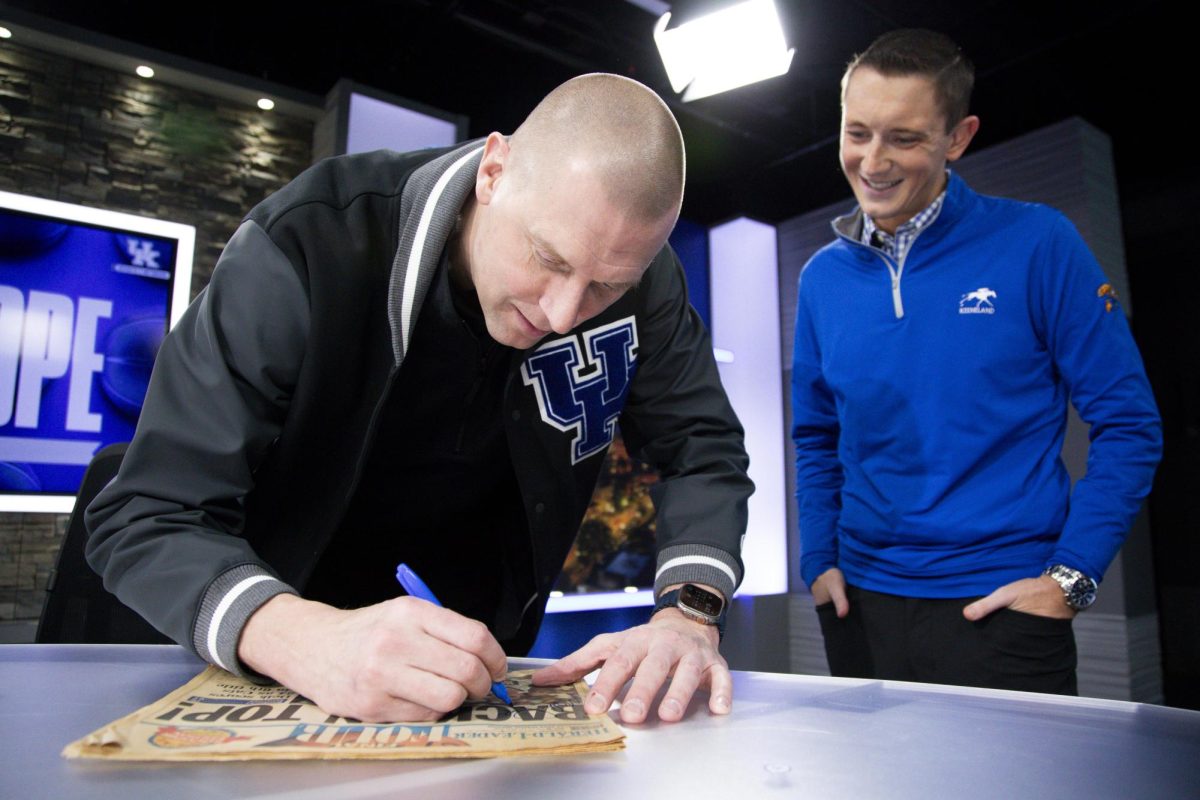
[530,604,731,724]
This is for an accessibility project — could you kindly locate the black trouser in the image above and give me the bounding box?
[816,584,1078,695]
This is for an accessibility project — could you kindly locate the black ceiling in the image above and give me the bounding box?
[2,0,1180,227]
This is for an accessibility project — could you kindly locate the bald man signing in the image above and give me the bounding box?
[86,74,753,725]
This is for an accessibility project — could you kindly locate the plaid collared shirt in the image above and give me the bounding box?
[861,174,950,264]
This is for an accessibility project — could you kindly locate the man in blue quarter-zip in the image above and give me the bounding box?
[791,29,1161,694]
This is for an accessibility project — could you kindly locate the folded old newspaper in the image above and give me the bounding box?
[63,667,624,760]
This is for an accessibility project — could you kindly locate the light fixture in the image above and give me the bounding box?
[256,98,275,111]
[653,0,793,102]
[0,26,12,39]
[624,586,639,593]
[135,65,154,79]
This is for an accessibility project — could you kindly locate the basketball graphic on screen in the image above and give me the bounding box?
[101,316,166,417]
[0,217,69,259]
[0,462,41,491]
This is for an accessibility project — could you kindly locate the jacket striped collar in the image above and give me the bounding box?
[386,139,486,366]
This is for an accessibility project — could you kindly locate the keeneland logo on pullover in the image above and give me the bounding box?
[959,287,997,314]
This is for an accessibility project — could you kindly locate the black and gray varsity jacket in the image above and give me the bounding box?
[85,142,753,675]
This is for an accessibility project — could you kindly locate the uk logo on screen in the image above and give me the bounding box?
[0,210,174,494]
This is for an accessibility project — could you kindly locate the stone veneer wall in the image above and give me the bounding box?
[0,38,314,628]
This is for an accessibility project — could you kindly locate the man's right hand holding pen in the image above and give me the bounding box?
[238,592,510,723]
[395,563,511,704]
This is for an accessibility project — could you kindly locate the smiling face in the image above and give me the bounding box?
[456,133,676,349]
[839,66,979,234]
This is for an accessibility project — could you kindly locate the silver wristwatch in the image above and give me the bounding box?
[1044,564,1097,611]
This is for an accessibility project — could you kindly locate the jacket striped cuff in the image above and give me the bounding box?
[653,544,741,602]
[193,564,296,680]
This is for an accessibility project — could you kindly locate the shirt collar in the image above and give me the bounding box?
[860,171,951,260]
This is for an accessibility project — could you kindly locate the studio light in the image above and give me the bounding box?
[653,0,793,102]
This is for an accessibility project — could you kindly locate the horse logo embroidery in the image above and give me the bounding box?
[959,287,997,315]
[521,317,638,464]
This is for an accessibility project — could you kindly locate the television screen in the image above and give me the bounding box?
[0,190,195,512]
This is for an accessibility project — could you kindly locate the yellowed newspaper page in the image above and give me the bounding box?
[63,668,624,761]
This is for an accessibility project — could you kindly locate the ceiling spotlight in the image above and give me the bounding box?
[653,0,794,102]
[0,27,12,39]
[256,98,275,111]
[135,65,155,79]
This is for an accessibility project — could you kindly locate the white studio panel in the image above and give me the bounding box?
[709,217,788,596]
[345,92,460,155]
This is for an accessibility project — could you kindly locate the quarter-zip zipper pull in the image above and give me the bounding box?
[839,226,907,320]
[890,273,904,319]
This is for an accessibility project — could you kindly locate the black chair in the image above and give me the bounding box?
[35,442,170,644]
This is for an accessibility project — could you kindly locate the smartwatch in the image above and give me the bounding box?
[654,583,728,640]
[1044,564,1098,611]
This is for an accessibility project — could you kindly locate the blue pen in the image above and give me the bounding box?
[395,563,512,705]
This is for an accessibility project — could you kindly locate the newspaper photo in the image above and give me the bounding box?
[63,668,625,761]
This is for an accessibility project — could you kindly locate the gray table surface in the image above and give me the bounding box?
[2,644,1198,799]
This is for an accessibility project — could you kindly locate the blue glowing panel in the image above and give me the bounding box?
[669,218,711,328]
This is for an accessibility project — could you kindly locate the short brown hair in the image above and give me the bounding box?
[842,29,974,131]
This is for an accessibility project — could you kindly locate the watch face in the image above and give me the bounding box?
[1069,578,1097,610]
[679,584,724,617]
[1049,566,1098,610]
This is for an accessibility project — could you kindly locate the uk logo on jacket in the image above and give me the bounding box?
[521,317,639,464]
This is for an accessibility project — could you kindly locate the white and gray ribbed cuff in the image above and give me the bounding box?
[653,543,741,601]
[193,564,296,679]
